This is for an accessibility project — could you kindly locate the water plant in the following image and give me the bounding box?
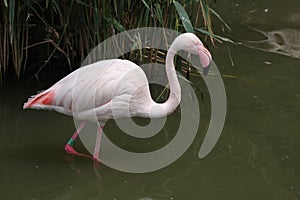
[0,0,232,82]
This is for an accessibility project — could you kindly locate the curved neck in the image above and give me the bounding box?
[165,46,181,105]
[150,43,181,117]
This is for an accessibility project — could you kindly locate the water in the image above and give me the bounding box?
[1,1,300,199]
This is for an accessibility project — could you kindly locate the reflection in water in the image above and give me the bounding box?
[241,27,300,58]
[241,10,300,58]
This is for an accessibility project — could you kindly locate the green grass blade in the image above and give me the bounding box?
[209,7,231,30]
[154,3,163,25]
[105,16,133,41]
[51,0,64,22]
[195,27,235,44]
[173,1,194,33]
[28,4,49,27]
[9,0,15,44]
[75,0,90,8]
[105,16,126,32]
[45,0,49,9]
[141,0,151,10]
[94,1,100,42]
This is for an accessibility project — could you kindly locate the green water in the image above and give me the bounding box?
[1,0,300,199]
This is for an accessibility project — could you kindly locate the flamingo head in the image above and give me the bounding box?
[174,33,212,75]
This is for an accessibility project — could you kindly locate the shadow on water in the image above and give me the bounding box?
[1,0,300,199]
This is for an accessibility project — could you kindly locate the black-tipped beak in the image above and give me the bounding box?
[203,62,211,76]
[197,45,212,76]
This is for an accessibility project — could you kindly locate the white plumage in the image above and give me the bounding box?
[23,33,212,160]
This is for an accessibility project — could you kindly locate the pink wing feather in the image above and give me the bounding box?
[23,89,55,109]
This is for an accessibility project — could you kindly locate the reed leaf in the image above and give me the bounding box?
[209,7,231,30]
[8,0,15,44]
[3,0,8,7]
[199,0,213,42]
[105,16,133,41]
[173,1,194,33]
[154,3,163,25]
[0,0,232,82]
[195,27,235,44]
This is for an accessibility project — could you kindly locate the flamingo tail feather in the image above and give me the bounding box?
[23,89,55,109]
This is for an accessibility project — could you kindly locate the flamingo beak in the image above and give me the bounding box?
[202,60,211,76]
[197,46,212,76]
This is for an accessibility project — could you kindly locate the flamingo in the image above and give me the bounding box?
[23,33,212,162]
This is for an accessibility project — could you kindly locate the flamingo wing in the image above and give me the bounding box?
[24,59,152,121]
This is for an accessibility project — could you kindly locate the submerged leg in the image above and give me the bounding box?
[64,121,91,158]
[93,125,103,162]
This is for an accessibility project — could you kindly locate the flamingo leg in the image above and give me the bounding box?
[64,121,91,158]
[93,125,103,162]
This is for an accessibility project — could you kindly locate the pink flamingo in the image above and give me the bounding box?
[23,33,212,162]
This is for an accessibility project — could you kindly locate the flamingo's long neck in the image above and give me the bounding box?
[164,43,181,110]
[148,41,181,117]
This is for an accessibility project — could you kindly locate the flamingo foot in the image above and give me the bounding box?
[65,143,78,154]
[93,156,101,162]
[64,143,91,158]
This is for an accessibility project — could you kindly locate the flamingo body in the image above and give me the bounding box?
[23,33,212,160]
[24,59,158,121]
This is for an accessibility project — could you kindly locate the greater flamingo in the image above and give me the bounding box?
[23,33,212,162]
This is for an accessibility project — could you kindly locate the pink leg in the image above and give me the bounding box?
[93,126,103,162]
[64,121,91,158]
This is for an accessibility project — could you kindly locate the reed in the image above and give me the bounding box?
[0,0,232,81]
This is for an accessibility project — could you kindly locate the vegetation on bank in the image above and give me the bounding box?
[0,0,232,82]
